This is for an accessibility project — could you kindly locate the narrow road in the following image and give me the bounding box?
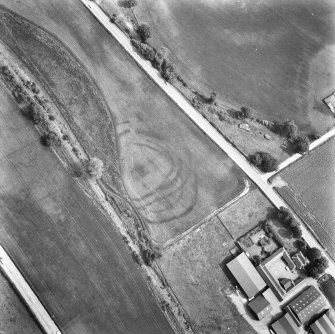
[80,0,335,275]
[0,245,61,334]
[265,127,335,180]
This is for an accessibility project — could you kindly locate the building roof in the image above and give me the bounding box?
[310,313,335,334]
[257,247,298,300]
[286,286,327,325]
[291,252,309,270]
[279,278,294,291]
[262,288,279,308]
[271,313,300,334]
[248,294,272,320]
[324,93,335,113]
[227,252,266,299]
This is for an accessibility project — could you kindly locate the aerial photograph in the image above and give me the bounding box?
[0,0,334,333]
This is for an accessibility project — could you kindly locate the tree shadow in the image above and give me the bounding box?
[279,141,296,155]
[278,227,293,239]
[227,108,239,119]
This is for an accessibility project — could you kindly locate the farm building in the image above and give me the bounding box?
[248,294,272,320]
[324,92,335,114]
[271,313,300,334]
[257,247,302,300]
[291,252,309,270]
[285,286,328,326]
[279,278,294,291]
[263,288,280,308]
[310,312,335,334]
[226,252,267,299]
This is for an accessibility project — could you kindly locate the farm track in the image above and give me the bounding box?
[265,127,335,180]
[0,243,61,334]
[81,0,335,277]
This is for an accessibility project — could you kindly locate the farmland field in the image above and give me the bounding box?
[276,137,335,260]
[136,0,335,134]
[0,1,246,245]
[0,272,42,334]
[158,216,256,334]
[0,84,174,333]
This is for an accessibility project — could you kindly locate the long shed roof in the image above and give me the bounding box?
[310,313,335,334]
[227,252,266,298]
[287,286,327,325]
[271,313,300,334]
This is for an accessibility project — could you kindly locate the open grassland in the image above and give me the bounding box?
[0,1,246,245]
[217,187,273,239]
[136,0,335,135]
[0,85,173,334]
[0,272,42,334]
[158,216,256,334]
[277,137,335,260]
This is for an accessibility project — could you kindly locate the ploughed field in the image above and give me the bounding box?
[0,84,174,333]
[0,1,246,245]
[276,137,335,260]
[138,0,335,134]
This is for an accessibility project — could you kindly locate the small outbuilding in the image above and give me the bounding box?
[279,278,294,292]
[248,294,272,320]
[291,251,309,270]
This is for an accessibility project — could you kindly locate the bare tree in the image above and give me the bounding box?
[118,0,139,26]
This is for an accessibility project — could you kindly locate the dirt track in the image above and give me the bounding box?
[0,245,61,334]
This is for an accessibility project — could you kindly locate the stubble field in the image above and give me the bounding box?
[0,84,174,334]
[137,0,335,134]
[276,137,335,260]
[0,1,246,245]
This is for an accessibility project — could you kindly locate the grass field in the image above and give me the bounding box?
[0,84,173,333]
[158,216,256,334]
[217,187,273,239]
[136,0,335,135]
[0,1,246,245]
[276,137,335,260]
[0,272,42,334]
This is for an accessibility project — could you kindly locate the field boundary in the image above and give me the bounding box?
[162,179,250,251]
[266,127,335,180]
[275,186,335,262]
[0,245,61,334]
